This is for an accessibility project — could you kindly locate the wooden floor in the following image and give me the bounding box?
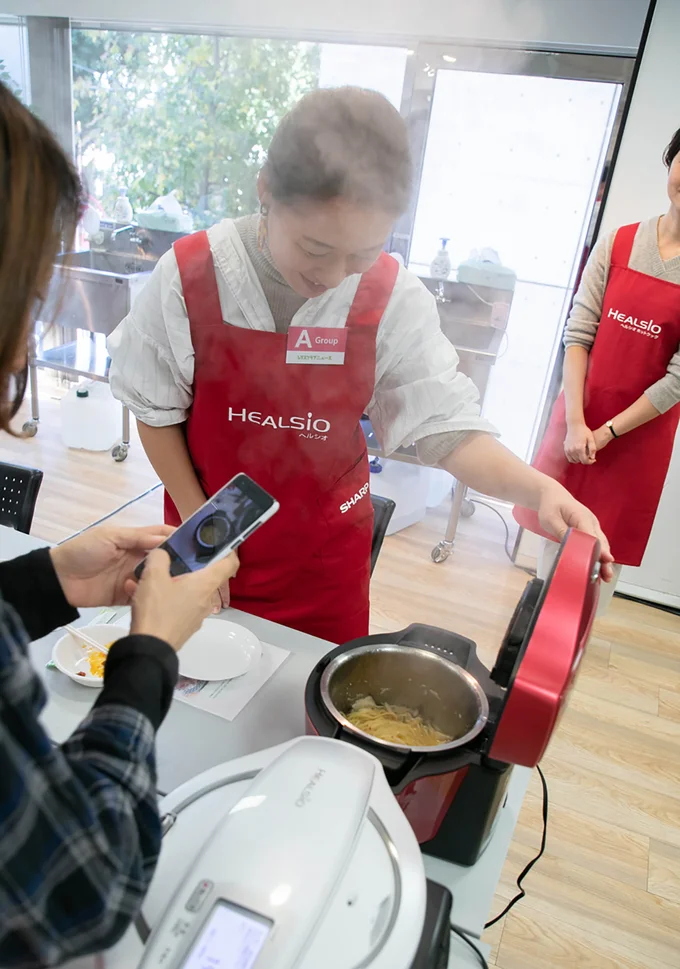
[4,379,680,968]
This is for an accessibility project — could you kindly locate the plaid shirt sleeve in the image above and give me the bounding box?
[0,599,164,968]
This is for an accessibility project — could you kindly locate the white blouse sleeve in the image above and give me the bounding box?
[107,248,196,427]
[366,267,498,455]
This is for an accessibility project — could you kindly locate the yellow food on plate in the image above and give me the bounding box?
[85,643,113,679]
[347,695,452,747]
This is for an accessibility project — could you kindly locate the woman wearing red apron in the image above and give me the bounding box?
[515,127,680,613]
[110,87,612,644]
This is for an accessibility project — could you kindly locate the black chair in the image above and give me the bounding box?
[370,494,396,575]
[0,462,43,534]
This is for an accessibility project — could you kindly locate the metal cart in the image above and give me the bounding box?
[366,275,514,563]
[26,226,182,461]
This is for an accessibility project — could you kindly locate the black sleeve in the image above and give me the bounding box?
[0,548,78,640]
[0,548,178,729]
[94,635,179,731]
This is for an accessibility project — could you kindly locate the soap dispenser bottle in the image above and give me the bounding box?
[430,237,452,280]
[113,186,133,223]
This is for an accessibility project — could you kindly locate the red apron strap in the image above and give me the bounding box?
[610,223,640,269]
[347,251,399,329]
[173,231,223,328]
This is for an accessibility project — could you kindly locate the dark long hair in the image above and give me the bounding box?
[663,128,680,168]
[0,82,82,432]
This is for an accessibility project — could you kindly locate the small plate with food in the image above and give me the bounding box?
[52,624,129,688]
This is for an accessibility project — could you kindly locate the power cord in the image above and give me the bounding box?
[450,925,489,969]
[484,764,549,930]
[470,498,535,576]
[61,482,163,542]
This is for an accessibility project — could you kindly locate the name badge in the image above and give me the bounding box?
[286,327,347,365]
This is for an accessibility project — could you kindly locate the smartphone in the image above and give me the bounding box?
[136,473,279,579]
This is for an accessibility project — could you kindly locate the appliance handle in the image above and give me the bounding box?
[393,624,481,670]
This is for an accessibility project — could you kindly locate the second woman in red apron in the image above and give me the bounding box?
[515,126,680,611]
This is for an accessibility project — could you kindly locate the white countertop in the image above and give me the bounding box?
[1,524,531,964]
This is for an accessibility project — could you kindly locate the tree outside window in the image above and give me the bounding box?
[72,30,320,230]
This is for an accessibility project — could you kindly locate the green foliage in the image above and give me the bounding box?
[72,30,320,229]
[0,58,20,97]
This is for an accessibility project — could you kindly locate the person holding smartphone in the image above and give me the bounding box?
[109,86,612,644]
[0,82,239,967]
[515,128,680,613]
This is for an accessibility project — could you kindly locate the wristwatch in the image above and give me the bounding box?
[606,420,618,439]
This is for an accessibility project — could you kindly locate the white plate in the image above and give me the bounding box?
[178,619,261,681]
[52,624,129,689]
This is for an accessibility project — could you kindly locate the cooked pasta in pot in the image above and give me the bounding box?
[347,695,452,746]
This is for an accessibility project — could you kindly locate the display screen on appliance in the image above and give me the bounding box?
[181,900,272,969]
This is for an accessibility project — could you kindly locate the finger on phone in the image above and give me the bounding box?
[114,526,174,553]
[142,547,172,578]
[138,524,175,546]
[203,552,240,586]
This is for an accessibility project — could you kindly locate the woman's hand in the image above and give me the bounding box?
[50,524,174,608]
[537,482,614,581]
[204,554,239,614]
[128,549,239,650]
[439,435,614,579]
[564,422,596,464]
[217,575,233,612]
[592,425,614,453]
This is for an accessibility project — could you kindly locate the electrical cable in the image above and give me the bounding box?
[496,330,509,359]
[484,764,549,930]
[60,482,163,543]
[470,498,535,576]
[464,283,495,307]
[450,925,489,968]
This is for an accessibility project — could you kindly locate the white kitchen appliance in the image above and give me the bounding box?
[106,737,452,969]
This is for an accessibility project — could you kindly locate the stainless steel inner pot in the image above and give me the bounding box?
[319,643,489,753]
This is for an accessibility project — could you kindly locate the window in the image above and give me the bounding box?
[0,16,30,102]
[405,53,625,460]
[71,29,408,231]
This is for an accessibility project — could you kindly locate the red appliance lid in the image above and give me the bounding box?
[488,529,600,768]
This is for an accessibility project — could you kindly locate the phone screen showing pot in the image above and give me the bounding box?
[136,473,278,578]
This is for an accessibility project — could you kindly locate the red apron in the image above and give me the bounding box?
[515,222,680,566]
[165,230,399,642]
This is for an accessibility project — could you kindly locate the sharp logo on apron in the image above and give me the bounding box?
[340,482,370,514]
[227,407,332,435]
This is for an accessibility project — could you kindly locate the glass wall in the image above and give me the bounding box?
[71,29,408,231]
[0,15,30,101]
[403,51,628,462]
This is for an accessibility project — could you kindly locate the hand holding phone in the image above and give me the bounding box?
[129,549,240,650]
[135,473,279,580]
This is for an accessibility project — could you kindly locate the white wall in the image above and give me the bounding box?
[600,0,678,232]
[3,0,650,52]
[602,0,680,604]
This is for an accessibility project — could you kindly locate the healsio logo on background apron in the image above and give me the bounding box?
[608,305,662,338]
